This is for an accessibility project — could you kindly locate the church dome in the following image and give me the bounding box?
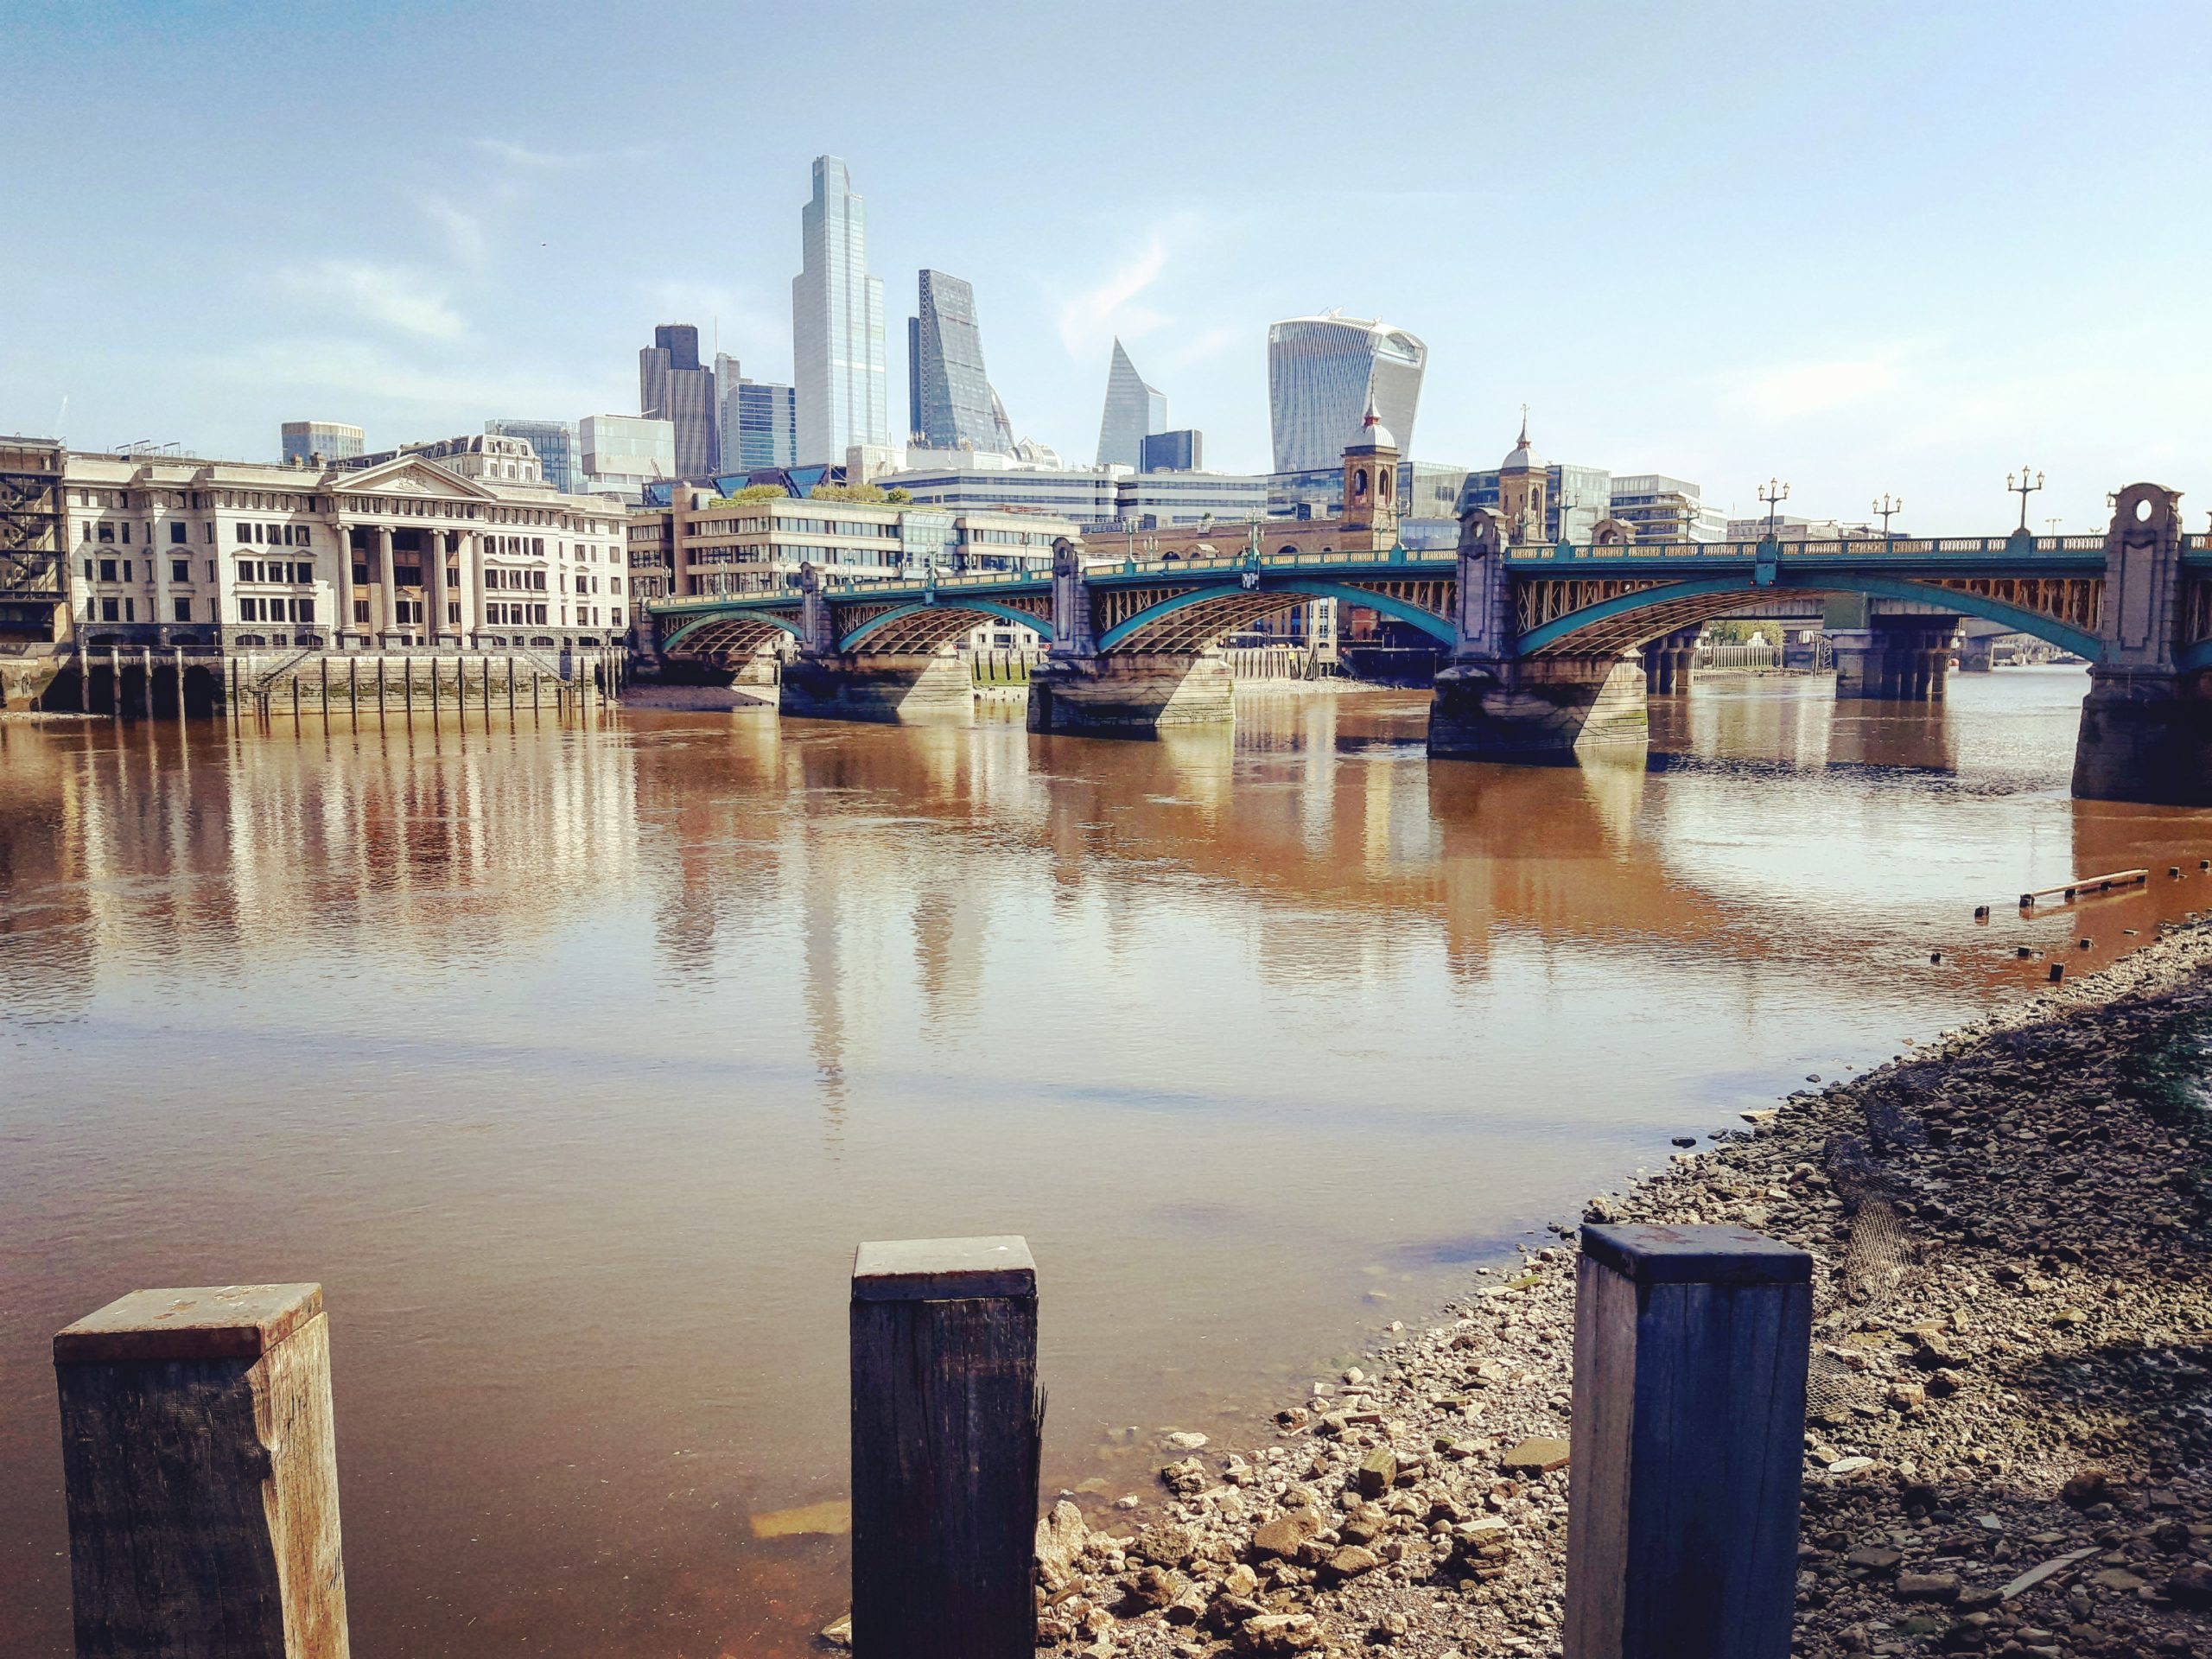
[1499,410,1540,473]
[1344,396,1396,454]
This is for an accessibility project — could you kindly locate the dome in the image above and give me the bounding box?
[1499,409,1540,473]
[1344,395,1396,454]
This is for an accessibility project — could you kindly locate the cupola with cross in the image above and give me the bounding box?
[1339,396,1400,538]
[1498,406,1548,543]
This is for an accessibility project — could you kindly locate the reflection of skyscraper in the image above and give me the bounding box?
[1267,312,1426,473]
[639,324,719,476]
[908,270,1013,454]
[713,355,797,471]
[791,155,888,466]
[1095,338,1166,469]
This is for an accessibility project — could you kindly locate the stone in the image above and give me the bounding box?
[1036,1500,1090,1579]
[1251,1511,1321,1560]
[2061,1468,2115,1509]
[1500,1437,1571,1474]
[1848,1545,1904,1572]
[1357,1448,1398,1497]
[1897,1571,1961,1601]
[1236,1612,1324,1654]
[2088,1567,2145,1592]
[818,1612,853,1648]
[1826,1456,1877,1475]
[1160,1457,1209,1497]
[2165,1563,2212,1607]
[1134,1522,1196,1567]
[1324,1543,1384,1580]
[1125,1564,1183,1610]
[1164,1431,1209,1452]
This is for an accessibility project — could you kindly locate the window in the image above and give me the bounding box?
[290,597,315,623]
[122,561,132,582]
[353,562,369,586]
[173,597,192,622]
[121,524,131,544]
[99,559,117,582]
[206,560,216,582]
[98,523,114,543]
[172,559,189,583]
[169,522,186,544]
[235,524,251,543]
[100,598,119,621]
[353,599,371,625]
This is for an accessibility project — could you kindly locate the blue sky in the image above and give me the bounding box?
[3,0,2207,531]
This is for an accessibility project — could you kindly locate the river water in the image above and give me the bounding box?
[3,667,2210,1655]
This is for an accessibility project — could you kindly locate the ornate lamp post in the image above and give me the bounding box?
[1873,493,1902,544]
[2008,465,2044,533]
[1758,478,1790,539]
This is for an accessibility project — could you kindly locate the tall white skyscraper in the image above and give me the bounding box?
[791,155,887,467]
[1095,338,1166,469]
[1267,312,1427,473]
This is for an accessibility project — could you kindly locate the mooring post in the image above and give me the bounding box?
[850,1236,1040,1659]
[1565,1224,1811,1659]
[54,1283,350,1658]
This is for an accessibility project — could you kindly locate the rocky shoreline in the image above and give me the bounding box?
[1016,920,2212,1657]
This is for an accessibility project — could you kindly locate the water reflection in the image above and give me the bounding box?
[3,668,2209,1657]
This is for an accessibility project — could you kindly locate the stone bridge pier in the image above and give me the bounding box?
[2074,483,2212,804]
[1830,615,1959,701]
[1427,509,1648,762]
[778,569,974,722]
[1026,541,1235,734]
[1643,627,1700,696]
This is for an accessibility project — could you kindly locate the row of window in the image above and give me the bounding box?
[486,602,549,626]
[237,559,314,585]
[483,567,549,592]
[237,597,317,623]
[234,522,311,547]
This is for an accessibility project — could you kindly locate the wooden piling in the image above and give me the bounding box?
[1565,1224,1811,1659]
[850,1236,1040,1659]
[173,648,185,721]
[321,657,330,721]
[2050,963,2066,983]
[110,647,122,719]
[138,648,153,716]
[2018,868,2147,908]
[54,1283,350,1658]
[404,658,414,717]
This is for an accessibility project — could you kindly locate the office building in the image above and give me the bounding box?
[1610,474,1727,543]
[909,270,1014,454]
[1140,429,1203,474]
[1726,513,1878,542]
[279,421,364,465]
[486,420,581,494]
[1266,313,1426,473]
[339,433,543,485]
[60,447,626,652]
[713,355,798,471]
[0,435,67,644]
[579,414,677,500]
[1115,471,1268,530]
[1095,338,1166,470]
[883,454,1123,526]
[639,324,718,477]
[791,155,888,465]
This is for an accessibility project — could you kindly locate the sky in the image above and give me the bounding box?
[3,0,2209,532]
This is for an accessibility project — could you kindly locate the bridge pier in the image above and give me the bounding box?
[2073,483,2212,804]
[1956,633,1996,673]
[1027,652,1234,734]
[1831,617,1956,702]
[1643,628,1699,696]
[781,651,975,722]
[1427,652,1648,762]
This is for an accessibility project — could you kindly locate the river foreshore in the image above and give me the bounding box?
[1021,920,2212,1658]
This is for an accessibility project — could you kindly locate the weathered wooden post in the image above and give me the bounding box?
[54,1283,350,1658]
[850,1236,1040,1659]
[1565,1224,1811,1659]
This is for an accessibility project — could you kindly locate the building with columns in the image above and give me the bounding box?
[59,448,627,654]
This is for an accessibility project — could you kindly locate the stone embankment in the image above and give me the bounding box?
[1015,922,2212,1658]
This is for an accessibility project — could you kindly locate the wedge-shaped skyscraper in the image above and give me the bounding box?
[1267,312,1426,473]
[1095,338,1166,469]
[910,270,1014,454]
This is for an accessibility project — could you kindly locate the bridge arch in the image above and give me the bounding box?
[1515,574,2104,662]
[837,599,1052,654]
[660,610,804,659]
[1097,578,1455,655]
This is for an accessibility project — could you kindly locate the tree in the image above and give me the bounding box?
[885,487,912,504]
[809,481,890,503]
[713,483,789,504]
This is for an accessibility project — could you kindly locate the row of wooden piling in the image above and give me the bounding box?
[48,1223,1811,1658]
[67,646,620,721]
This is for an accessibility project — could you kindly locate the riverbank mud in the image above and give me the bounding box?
[1020,921,2212,1658]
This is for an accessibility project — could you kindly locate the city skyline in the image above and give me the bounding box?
[2,3,2208,530]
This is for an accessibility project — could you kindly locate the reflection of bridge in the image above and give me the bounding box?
[648,483,2212,803]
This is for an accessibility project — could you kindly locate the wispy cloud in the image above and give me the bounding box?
[421,196,488,269]
[278,261,467,341]
[200,336,618,415]
[1720,351,1908,420]
[1169,323,1242,367]
[1057,236,1170,359]
[475,137,654,169]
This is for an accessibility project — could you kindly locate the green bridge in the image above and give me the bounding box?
[645,483,2212,804]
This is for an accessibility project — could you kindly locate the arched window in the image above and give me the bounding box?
[1354,467,1369,496]
[1378,467,1393,500]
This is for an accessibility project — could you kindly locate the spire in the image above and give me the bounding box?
[1362,392,1381,431]
[1518,402,1530,447]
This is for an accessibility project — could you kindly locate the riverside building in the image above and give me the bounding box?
[59,447,627,653]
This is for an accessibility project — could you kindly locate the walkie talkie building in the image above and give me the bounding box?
[1267,313,1426,473]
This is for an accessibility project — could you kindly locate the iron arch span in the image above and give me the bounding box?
[837,600,1052,655]
[1514,574,2105,663]
[1096,578,1456,655]
[660,612,804,661]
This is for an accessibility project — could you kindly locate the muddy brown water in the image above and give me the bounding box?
[3,667,2209,1655]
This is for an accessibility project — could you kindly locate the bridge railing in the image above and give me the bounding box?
[1510,532,2118,563]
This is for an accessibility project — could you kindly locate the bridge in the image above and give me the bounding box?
[645,481,2212,804]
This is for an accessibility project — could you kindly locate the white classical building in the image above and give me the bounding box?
[61,448,628,653]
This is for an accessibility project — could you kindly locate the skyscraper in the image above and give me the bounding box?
[1267,313,1427,473]
[1095,338,1166,469]
[714,355,797,471]
[908,270,1014,455]
[639,324,718,476]
[791,155,887,466]
[280,421,363,463]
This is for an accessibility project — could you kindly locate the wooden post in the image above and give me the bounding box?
[110,647,122,719]
[347,657,357,719]
[1566,1224,1811,1659]
[850,1236,1039,1659]
[404,658,414,718]
[139,648,153,716]
[506,655,516,716]
[173,648,185,721]
[53,1283,351,1658]
[321,657,329,723]
[430,656,440,717]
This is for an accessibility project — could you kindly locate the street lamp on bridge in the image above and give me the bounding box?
[1872,493,1902,543]
[2008,465,2045,533]
[1758,478,1790,538]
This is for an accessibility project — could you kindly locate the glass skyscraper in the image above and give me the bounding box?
[909,270,1013,454]
[485,419,580,494]
[791,155,887,466]
[714,355,797,471]
[1267,313,1427,473]
[639,324,719,478]
[279,421,364,463]
[1095,338,1166,469]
